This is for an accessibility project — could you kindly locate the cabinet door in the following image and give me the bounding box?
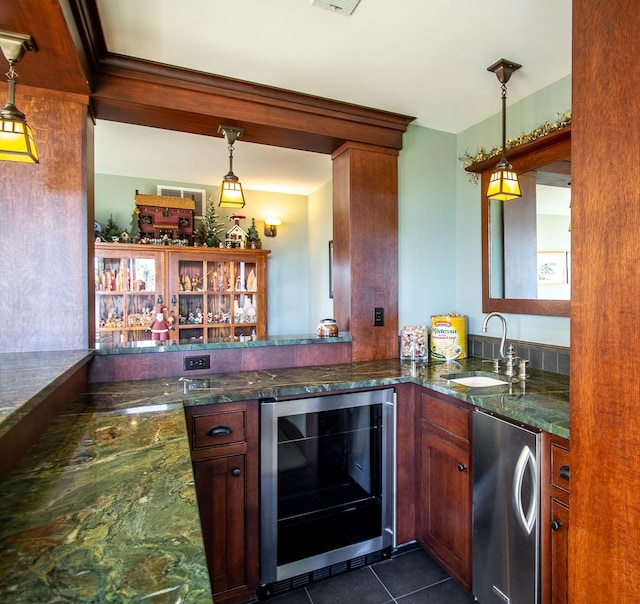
[420,426,472,589]
[193,454,247,599]
[550,498,569,604]
[94,244,165,345]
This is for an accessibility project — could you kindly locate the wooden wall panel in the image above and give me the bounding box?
[0,87,91,353]
[88,342,352,383]
[570,0,640,599]
[332,143,399,361]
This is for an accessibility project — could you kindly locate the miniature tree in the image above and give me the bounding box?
[247,218,262,248]
[102,214,121,240]
[129,208,141,241]
[194,195,226,247]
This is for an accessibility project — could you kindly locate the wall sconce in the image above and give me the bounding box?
[264,218,281,237]
[486,58,522,201]
[0,30,38,163]
[218,125,246,208]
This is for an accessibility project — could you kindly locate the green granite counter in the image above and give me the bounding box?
[0,354,568,601]
[0,381,213,602]
[0,350,93,439]
[178,357,570,439]
[93,334,352,355]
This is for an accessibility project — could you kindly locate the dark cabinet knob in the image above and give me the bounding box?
[458,463,467,472]
[206,424,232,437]
[551,519,562,531]
[559,464,570,481]
[232,468,241,477]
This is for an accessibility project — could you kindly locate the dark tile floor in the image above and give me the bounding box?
[266,547,475,604]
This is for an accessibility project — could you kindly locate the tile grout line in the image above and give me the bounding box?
[368,566,399,604]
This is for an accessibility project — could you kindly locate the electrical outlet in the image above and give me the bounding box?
[374,307,384,327]
[182,378,211,394]
[183,355,210,371]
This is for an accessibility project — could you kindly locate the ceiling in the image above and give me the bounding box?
[94,0,572,195]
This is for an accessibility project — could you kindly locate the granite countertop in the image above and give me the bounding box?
[177,357,570,439]
[0,350,93,439]
[0,353,569,601]
[0,374,213,603]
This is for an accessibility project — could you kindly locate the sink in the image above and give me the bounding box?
[442,371,508,388]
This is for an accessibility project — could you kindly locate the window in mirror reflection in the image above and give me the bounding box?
[490,159,571,300]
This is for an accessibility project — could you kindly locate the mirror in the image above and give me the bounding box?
[470,127,571,316]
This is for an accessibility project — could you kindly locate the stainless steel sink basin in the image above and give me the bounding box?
[442,371,508,387]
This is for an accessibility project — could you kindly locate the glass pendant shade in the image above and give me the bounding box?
[219,173,246,208]
[0,111,38,163]
[487,163,521,201]
[0,32,38,163]
[0,74,38,163]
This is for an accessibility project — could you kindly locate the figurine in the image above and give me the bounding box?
[148,305,174,341]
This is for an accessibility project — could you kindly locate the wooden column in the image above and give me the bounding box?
[570,0,640,599]
[332,142,399,361]
[0,87,92,352]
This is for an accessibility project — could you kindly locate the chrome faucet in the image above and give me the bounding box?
[482,312,519,377]
[482,312,508,360]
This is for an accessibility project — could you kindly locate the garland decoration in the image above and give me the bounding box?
[459,110,571,184]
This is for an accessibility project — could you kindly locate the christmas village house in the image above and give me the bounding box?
[135,192,195,244]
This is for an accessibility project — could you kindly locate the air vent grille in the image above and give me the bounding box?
[311,0,361,16]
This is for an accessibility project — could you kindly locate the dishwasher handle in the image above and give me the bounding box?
[512,445,538,535]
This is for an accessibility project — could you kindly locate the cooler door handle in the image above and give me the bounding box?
[512,445,538,535]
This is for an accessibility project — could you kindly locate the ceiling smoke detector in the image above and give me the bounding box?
[311,0,361,16]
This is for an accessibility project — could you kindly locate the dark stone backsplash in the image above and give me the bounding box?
[468,334,570,375]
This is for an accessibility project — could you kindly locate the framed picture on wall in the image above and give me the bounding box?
[537,251,567,285]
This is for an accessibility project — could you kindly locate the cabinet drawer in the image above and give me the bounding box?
[421,392,470,444]
[551,442,570,493]
[192,410,246,449]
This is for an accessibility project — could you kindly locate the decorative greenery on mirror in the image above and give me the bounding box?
[466,126,571,317]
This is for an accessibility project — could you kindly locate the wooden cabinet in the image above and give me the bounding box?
[168,246,268,342]
[184,400,259,604]
[95,243,269,345]
[541,433,570,604]
[94,244,166,344]
[418,389,472,591]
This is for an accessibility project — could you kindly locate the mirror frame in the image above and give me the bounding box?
[467,126,571,316]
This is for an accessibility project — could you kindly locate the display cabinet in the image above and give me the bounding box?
[167,247,269,342]
[95,243,269,346]
[95,244,166,345]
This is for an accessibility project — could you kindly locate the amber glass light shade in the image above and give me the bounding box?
[486,166,521,201]
[219,175,246,208]
[0,116,38,163]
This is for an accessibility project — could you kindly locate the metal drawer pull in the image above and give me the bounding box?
[232,468,241,477]
[206,424,233,437]
[551,520,562,531]
[559,464,570,481]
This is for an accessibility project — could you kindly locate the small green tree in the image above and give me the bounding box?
[129,208,141,241]
[103,214,121,240]
[247,218,261,248]
[194,196,226,246]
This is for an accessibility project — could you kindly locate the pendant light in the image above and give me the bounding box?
[218,125,246,209]
[486,58,522,201]
[0,30,38,163]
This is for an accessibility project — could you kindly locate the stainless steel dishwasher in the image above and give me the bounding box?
[472,409,541,604]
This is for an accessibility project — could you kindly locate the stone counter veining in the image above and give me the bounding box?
[0,377,213,603]
[177,357,570,439]
[0,350,93,439]
[0,354,569,601]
